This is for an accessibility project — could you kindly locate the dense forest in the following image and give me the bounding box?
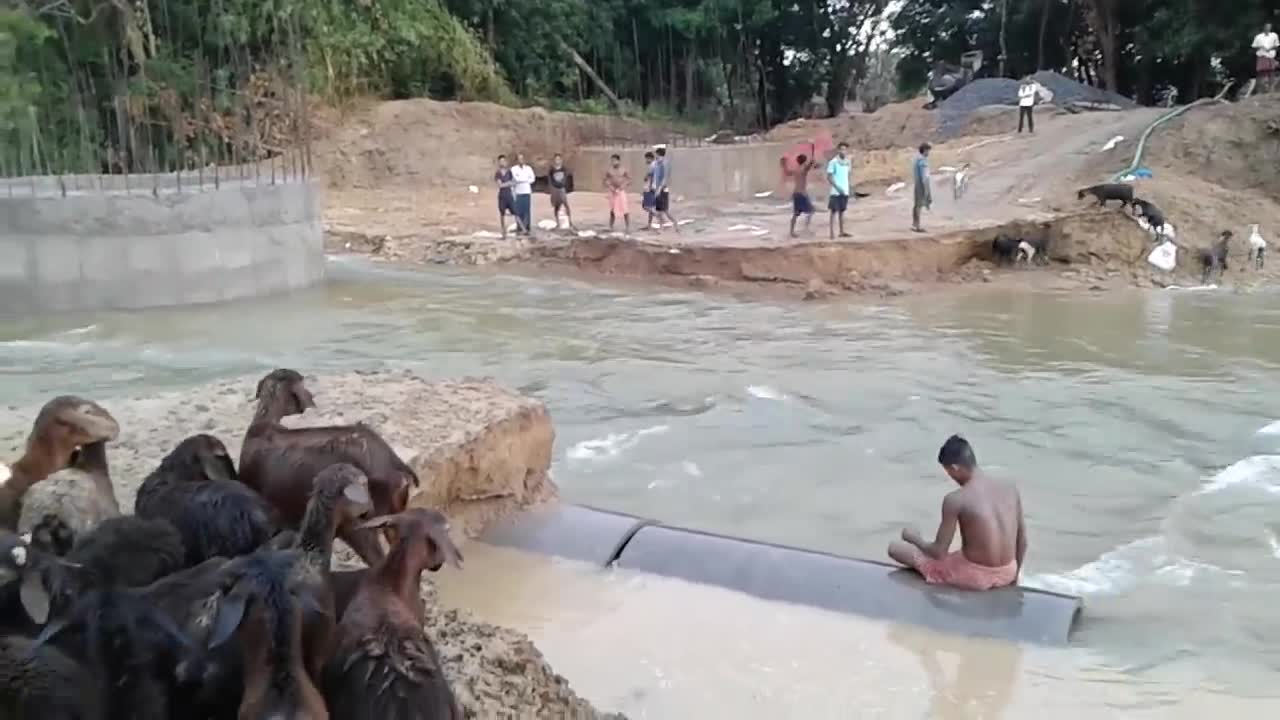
[1,0,1278,175]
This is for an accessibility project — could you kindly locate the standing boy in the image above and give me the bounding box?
[1254,22,1279,93]
[652,146,679,234]
[493,154,523,239]
[826,142,852,239]
[1017,76,1038,134]
[912,143,932,233]
[784,145,817,238]
[510,152,536,234]
[641,151,657,229]
[603,154,632,235]
[548,153,574,230]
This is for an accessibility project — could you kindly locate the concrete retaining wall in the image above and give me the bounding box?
[0,178,325,312]
[574,143,786,199]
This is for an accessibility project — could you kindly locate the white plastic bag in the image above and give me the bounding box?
[1147,241,1177,272]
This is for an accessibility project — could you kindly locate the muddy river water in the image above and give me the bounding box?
[3,257,1279,716]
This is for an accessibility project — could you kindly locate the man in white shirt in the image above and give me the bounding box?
[510,152,536,235]
[1253,23,1279,93]
[1017,77,1038,134]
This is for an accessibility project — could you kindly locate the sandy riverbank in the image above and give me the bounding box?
[0,370,625,719]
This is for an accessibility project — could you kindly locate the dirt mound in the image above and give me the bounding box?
[939,71,1136,137]
[313,98,679,190]
[1140,94,1280,197]
[766,97,939,150]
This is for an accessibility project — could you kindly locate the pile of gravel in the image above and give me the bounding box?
[937,70,1137,137]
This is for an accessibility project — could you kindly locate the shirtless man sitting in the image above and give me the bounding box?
[888,435,1026,591]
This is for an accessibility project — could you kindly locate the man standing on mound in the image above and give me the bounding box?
[888,435,1026,591]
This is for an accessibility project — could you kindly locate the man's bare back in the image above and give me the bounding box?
[945,476,1021,568]
[888,435,1026,591]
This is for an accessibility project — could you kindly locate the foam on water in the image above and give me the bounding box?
[1255,419,1280,436]
[1028,454,1280,595]
[565,424,670,462]
[746,385,788,401]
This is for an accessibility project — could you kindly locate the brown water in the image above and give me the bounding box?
[2,257,1280,713]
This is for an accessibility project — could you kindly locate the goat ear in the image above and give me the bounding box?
[358,515,399,531]
[30,617,70,651]
[19,571,51,624]
[208,593,248,649]
[291,382,316,411]
[427,524,464,570]
[342,482,371,507]
[200,453,237,483]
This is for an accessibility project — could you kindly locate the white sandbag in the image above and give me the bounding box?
[1148,241,1177,272]
[886,181,906,195]
[468,185,480,194]
[537,219,558,230]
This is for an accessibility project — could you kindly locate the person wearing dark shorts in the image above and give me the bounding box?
[641,151,657,228]
[783,145,817,237]
[493,154,522,239]
[652,146,679,233]
[548,153,574,230]
[825,142,852,239]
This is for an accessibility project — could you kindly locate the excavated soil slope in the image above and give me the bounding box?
[314,98,680,190]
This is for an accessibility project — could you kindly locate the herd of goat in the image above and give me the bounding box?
[991,182,1267,284]
[0,368,465,720]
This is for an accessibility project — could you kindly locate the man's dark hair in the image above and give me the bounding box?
[644,151,655,159]
[797,154,808,164]
[656,147,667,157]
[554,153,562,158]
[919,142,932,154]
[838,142,849,149]
[610,153,620,161]
[937,435,976,468]
[497,154,506,161]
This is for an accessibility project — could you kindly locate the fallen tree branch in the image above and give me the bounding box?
[557,38,623,114]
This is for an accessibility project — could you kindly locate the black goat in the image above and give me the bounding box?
[135,434,279,567]
[1131,198,1168,236]
[1198,231,1233,285]
[64,515,186,589]
[32,588,196,720]
[207,551,331,720]
[1077,183,1134,209]
[991,234,1020,266]
[0,634,103,720]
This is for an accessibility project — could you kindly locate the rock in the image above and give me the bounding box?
[687,274,720,289]
[803,278,838,300]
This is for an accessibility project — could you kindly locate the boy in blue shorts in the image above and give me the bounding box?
[641,151,657,229]
[783,146,817,237]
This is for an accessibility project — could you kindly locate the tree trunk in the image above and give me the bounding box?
[557,39,623,112]
[632,18,643,104]
[668,25,678,108]
[825,53,852,117]
[1082,0,1119,92]
[999,0,1009,77]
[1037,0,1051,70]
[684,44,695,115]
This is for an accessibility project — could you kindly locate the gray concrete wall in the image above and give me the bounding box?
[575,143,788,199]
[0,179,324,313]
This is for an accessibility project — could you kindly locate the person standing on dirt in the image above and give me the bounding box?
[493,154,524,239]
[912,143,932,234]
[603,153,632,235]
[548,153,574,230]
[641,150,658,230]
[652,146,679,234]
[826,142,852,239]
[511,152,536,235]
[1017,76,1038,134]
[783,144,817,238]
[1253,23,1279,93]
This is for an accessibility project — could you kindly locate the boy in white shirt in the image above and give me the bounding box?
[1017,77,1038,134]
[1253,23,1279,93]
[511,152,536,235]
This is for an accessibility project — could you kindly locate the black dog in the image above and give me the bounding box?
[1077,183,1134,209]
[1198,230,1232,284]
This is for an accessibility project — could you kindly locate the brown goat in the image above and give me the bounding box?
[239,369,420,566]
[208,550,330,720]
[323,509,463,720]
[1,396,119,531]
